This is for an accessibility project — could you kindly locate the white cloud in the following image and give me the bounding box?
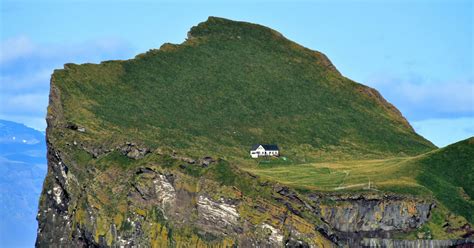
[0,92,49,114]
[397,80,473,113]
[0,35,135,131]
[0,36,134,66]
[366,73,474,120]
[412,117,474,147]
[0,36,35,64]
[0,69,52,92]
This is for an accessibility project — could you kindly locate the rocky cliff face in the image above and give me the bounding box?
[360,238,473,247]
[36,142,335,247]
[37,139,473,247]
[317,194,433,233]
[308,194,434,246]
[37,140,474,247]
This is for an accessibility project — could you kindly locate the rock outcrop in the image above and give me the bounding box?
[36,149,335,247]
[37,141,474,247]
[317,194,433,233]
[120,143,150,160]
[360,238,473,248]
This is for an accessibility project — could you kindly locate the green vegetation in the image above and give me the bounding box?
[245,137,474,225]
[52,17,434,161]
[46,17,472,243]
[416,137,474,223]
[245,156,426,194]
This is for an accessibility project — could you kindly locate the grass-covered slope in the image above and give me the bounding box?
[416,137,474,223]
[246,137,474,225]
[50,17,434,159]
[245,156,424,193]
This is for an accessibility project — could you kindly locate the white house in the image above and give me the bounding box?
[250,144,279,158]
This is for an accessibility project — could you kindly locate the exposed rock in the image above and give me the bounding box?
[200,156,215,167]
[135,167,155,175]
[36,142,73,247]
[82,145,111,158]
[120,142,150,159]
[65,123,78,130]
[154,174,176,211]
[171,153,196,164]
[38,141,448,247]
[306,193,436,246]
[260,223,284,245]
[276,186,314,211]
[65,122,85,132]
[285,237,310,248]
[317,195,433,233]
[360,238,474,248]
[197,195,240,235]
[182,157,196,164]
[129,170,177,216]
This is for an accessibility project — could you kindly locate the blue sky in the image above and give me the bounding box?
[1,0,472,147]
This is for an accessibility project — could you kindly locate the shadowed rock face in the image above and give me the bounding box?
[196,195,240,235]
[36,149,334,247]
[360,238,474,248]
[36,145,73,247]
[36,145,448,247]
[319,196,433,232]
[36,145,472,247]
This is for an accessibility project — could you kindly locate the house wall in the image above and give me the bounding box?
[250,146,279,158]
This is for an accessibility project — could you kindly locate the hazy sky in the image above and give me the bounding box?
[1,0,472,147]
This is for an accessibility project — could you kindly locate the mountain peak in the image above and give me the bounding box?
[48,17,434,159]
[188,16,283,40]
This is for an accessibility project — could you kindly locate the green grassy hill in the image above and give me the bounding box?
[39,17,473,245]
[50,17,434,159]
[416,137,474,223]
[245,137,474,227]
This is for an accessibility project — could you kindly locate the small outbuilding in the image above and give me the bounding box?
[250,144,279,158]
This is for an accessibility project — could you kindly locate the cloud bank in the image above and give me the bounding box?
[0,36,134,130]
[366,73,473,121]
[364,72,473,147]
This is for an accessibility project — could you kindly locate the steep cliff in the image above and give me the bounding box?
[36,145,336,247]
[37,17,472,247]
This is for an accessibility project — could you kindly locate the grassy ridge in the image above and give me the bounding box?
[416,137,474,223]
[51,17,434,159]
[244,137,474,224]
[244,156,426,194]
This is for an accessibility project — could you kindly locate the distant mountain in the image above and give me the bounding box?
[0,120,46,247]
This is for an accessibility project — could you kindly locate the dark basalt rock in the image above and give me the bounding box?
[200,156,215,167]
[285,237,310,248]
[120,142,150,159]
